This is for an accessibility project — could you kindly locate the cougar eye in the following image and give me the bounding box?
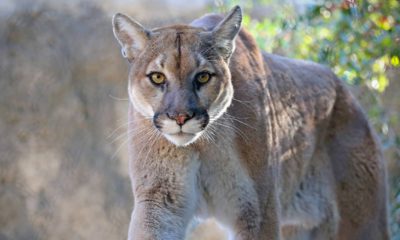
[196,72,212,84]
[148,72,166,85]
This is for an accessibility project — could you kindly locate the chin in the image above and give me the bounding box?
[163,132,202,147]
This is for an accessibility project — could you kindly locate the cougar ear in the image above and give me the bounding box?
[212,5,242,60]
[112,13,150,61]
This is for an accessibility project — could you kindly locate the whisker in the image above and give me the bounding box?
[110,126,149,144]
[142,130,161,162]
[110,134,131,160]
[205,125,217,144]
[210,120,250,143]
[200,128,214,144]
[108,94,129,101]
[111,127,155,161]
[132,129,158,159]
[223,113,256,130]
[232,97,253,104]
[231,98,258,116]
[107,120,142,139]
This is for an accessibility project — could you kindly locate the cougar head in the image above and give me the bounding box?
[112,6,242,146]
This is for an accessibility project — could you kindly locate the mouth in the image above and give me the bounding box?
[163,131,201,147]
[175,130,194,135]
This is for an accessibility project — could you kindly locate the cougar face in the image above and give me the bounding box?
[131,39,233,146]
[114,14,241,146]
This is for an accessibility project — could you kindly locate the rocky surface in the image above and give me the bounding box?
[0,4,133,239]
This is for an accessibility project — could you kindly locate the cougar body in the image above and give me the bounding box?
[112,6,389,240]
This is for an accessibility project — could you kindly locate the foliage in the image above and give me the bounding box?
[216,0,400,238]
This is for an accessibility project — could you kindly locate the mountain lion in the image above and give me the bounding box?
[112,6,389,240]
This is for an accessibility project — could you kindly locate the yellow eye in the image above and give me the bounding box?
[149,72,166,85]
[196,72,212,84]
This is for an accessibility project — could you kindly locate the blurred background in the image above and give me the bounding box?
[0,0,398,239]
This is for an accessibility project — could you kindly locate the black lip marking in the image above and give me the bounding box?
[153,113,162,129]
[201,115,210,129]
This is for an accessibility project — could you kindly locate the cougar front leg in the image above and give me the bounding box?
[229,183,279,240]
[257,168,281,240]
[233,208,261,240]
[128,145,200,240]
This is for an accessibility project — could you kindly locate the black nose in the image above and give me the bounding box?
[166,111,195,126]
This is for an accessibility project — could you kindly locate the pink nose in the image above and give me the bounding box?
[175,113,189,125]
[166,112,194,126]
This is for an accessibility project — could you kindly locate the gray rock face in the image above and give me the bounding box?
[0,4,132,239]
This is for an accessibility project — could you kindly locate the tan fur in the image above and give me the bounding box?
[112,6,389,240]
